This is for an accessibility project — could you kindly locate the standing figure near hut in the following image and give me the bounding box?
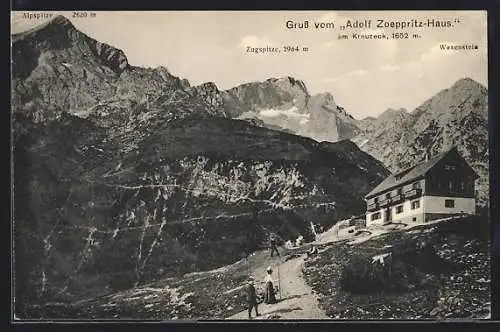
[269,234,280,257]
[245,277,260,319]
[242,241,251,262]
[263,266,277,304]
[306,245,318,258]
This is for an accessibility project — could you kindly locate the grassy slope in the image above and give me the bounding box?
[27,216,490,320]
[302,215,490,319]
[26,250,285,320]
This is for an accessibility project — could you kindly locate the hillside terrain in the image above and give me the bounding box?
[11,15,388,317]
[303,215,490,319]
[24,215,490,320]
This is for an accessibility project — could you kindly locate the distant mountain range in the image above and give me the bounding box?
[201,73,488,206]
[12,17,488,189]
[11,15,389,315]
[186,56,488,208]
[197,74,488,206]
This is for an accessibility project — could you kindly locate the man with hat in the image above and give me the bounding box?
[245,276,260,319]
[269,234,280,257]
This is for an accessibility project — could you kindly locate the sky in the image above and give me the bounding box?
[11,11,488,119]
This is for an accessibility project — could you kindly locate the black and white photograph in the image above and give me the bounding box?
[10,10,490,320]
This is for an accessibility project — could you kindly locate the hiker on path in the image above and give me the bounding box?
[245,277,260,319]
[269,234,280,257]
[263,266,277,304]
[242,242,251,262]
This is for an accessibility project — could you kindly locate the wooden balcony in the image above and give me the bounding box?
[404,188,422,199]
[379,198,392,207]
[392,194,404,203]
[367,202,379,212]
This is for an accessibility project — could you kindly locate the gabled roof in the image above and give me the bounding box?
[365,147,475,199]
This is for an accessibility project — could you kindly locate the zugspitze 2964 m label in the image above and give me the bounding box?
[10,10,490,322]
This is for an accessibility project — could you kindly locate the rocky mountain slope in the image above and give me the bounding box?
[11,15,225,124]
[11,15,389,317]
[352,78,489,205]
[356,107,411,134]
[197,74,488,207]
[219,77,360,142]
[217,75,489,206]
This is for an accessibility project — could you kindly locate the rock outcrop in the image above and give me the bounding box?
[220,77,360,142]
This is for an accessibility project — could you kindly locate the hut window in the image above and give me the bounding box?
[445,199,455,208]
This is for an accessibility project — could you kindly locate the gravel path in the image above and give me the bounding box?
[226,254,327,320]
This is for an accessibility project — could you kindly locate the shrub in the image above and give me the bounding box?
[392,233,460,275]
[340,253,412,294]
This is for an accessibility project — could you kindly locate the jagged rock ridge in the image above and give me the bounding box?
[11,15,225,122]
[218,77,360,142]
[184,75,360,143]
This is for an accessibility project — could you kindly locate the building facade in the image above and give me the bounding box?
[365,147,478,226]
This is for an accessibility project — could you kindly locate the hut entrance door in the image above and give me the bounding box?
[384,207,392,223]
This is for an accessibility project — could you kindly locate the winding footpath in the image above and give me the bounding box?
[226,254,327,320]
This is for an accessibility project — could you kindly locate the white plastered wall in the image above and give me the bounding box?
[422,195,476,215]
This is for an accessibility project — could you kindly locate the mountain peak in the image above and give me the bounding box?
[12,15,130,77]
[266,76,308,93]
[49,14,73,26]
[378,107,408,120]
[197,81,219,90]
[315,91,334,101]
[450,77,486,91]
[13,15,77,41]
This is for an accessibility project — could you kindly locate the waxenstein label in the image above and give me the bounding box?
[439,43,479,50]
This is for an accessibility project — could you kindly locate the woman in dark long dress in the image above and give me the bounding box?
[263,266,277,304]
